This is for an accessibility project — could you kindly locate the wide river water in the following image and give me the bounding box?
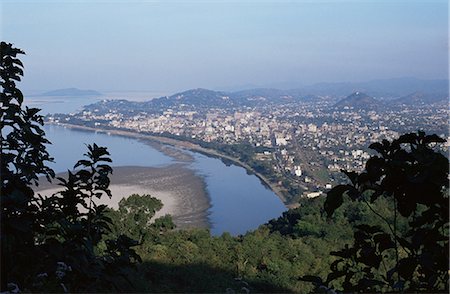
[32,95,286,235]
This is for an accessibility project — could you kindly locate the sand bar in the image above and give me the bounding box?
[36,164,210,230]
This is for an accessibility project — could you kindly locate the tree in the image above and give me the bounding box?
[1,41,55,291]
[106,194,175,243]
[1,42,141,292]
[302,131,449,292]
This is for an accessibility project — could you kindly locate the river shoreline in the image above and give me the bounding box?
[49,122,296,209]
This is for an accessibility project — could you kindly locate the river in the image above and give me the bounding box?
[29,95,287,235]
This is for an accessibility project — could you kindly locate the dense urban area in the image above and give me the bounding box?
[48,88,449,204]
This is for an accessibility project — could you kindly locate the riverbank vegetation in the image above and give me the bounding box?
[2,42,448,293]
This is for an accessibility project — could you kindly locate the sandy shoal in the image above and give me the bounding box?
[36,164,210,230]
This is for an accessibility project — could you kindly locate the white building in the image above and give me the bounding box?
[275,137,288,146]
[305,191,322,198]
[294,166,302,177]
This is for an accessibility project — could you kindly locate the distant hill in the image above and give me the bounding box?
[301,77,449,97]
[230,88,322,104]
[82,88,320,115]
[165,88,233,108]
[41,88,102,96]
[83,99,142,116]
[232,88,295,103]
[81,79,447,115]
[333,92,380,110]
[83,89,234,116]
[390,91,448,106]
[139,88,318,110]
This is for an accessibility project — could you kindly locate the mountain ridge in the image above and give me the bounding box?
[80,77,448,115]
[298,77,448,97]
[390,91,448,106]
[333,92,380,110]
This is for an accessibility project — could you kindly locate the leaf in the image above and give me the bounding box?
[299,275,323,285]
[357,278,385,289]
[56,176,67,185]
[365,156,385,181]
[369,142,385,155]
[346,186,360,200]
[326,270,347,284]
[397,257,417,280]
[343,170,358,185]
[359,247,382,268]
[396,195,416,217]
[74,159,92,168]
[97,164,113,173]
[424,134,446,144]
[374,233,395,252]
[25,106,41,117]
[330,259,343,272]
[418,251,434,272]
[331,245,354,259]
[397,237,413,251]
[98,156,113,163]
[369,188,383,202]
[355,224,382,235]
[325,184,353,217]
[397,133,418,145]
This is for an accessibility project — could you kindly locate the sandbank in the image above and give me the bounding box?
[36,164,210,230]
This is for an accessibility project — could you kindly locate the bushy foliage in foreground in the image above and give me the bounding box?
[302,131,449,293]
[1,42,143,292]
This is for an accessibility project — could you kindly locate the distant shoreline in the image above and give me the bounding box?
[48,122,296,209]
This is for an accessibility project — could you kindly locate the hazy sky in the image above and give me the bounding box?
[1,0,448,93]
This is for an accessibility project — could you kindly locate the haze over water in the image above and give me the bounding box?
[2,1,447,94]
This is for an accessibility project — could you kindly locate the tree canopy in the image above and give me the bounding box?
[303,131,449,293]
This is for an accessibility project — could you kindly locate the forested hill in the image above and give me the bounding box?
[333,92,379,110]
[82,84,448,117]
[84,88,312,114]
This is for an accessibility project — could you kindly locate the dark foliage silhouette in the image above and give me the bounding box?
[1,42,141,292]
[1,41,55,291]
[302,131,449,292]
